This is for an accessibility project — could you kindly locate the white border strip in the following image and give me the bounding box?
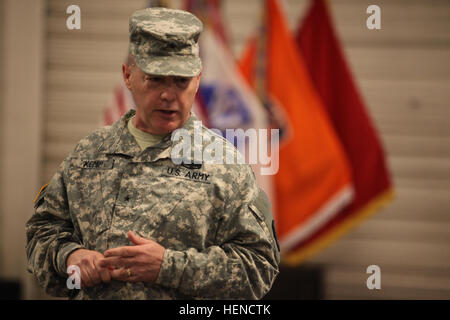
[279,184,355,253]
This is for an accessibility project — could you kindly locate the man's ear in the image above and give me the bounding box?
[195,71,202,93]
[122,63,132,90]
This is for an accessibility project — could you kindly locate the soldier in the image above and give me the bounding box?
[26,7,279,299]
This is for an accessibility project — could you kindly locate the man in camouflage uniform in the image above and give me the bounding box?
[26,7,279,299]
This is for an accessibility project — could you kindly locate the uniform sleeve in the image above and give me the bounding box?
[26,157,84,297]
[155,165,280,299]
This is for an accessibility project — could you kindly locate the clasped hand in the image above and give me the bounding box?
[66,231,165,288]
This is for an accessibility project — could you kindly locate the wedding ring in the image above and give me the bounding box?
[127,268,131,277]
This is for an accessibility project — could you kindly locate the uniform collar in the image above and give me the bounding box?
[101,109,201,164]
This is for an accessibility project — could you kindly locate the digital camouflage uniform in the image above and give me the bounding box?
[26,110,280,299]
[129,7,203,77]
[26,7,279,300]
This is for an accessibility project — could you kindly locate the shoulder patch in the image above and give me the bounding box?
[34,182,49,208]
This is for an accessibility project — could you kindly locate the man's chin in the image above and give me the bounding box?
[154,122,180,135]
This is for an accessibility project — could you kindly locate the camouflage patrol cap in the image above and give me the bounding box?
[129,7,203,77]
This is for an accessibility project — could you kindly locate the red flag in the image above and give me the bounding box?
[239,0,353,253]
[102,81,134,126]
[284,0,394,264]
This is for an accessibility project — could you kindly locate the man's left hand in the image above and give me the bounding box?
[99,231,165,283]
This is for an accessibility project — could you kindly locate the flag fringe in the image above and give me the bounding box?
[281,187,395,266]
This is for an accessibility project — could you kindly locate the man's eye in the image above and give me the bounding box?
[145,76,162,82]
[176,77,190,86]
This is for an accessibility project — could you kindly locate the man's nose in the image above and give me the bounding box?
[160,82,177,101]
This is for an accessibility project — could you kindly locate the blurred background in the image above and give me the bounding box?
[0,0,449,299]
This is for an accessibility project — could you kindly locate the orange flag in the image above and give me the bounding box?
[284,0,394,264]
[239,0,353,253]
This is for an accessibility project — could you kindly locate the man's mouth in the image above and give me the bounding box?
[157,110,177,115]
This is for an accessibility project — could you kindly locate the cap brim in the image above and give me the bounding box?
[134,54,202,77]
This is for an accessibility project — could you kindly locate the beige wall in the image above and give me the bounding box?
[0,0,4,274]
[0,0,45,298]
[1,0,449,299]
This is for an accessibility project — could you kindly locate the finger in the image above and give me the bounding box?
[110,267,138,282]
[97,257,116,269]
[98,268,111,283]
[128,231,152,245]
[98,256,133,269]
[94,258,112,283]
[104,246,136,258]
[110,267,126,281]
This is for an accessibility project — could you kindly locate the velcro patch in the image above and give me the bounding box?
[71,158,114,169]
[249,189,280,252]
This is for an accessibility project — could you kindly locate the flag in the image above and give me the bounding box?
[284,0,394,264]
[184,0,230,47]
[185,0,275,198]
[102,80,134,126]
[239,0,353,254]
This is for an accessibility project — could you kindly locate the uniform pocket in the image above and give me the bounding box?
[111,175,185,244]
[67,158,115,240]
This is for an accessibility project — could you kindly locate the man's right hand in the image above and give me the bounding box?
[66,249,112,287]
